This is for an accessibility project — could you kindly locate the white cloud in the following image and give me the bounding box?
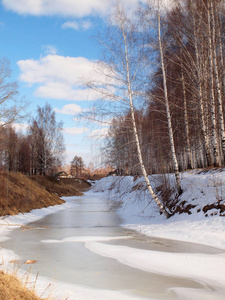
[82,20,92,30]
[42,45,58,55]
[61,20,92,30]
[61,21,79,30]
[54,104,82,115]
[17,54,115,101]
[2,0,110,17]
[18,55,95,85]
[2,0,146,17]
[61,20,92,31]
[64,127,89,135]
[88,128,108,139]
[12,123,28,132]
[17,55,102,101]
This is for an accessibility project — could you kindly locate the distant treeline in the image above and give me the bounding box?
[102,0,225,175]
[0,103,65,175]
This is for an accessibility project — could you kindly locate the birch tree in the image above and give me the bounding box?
[29,104,65,175]
[209,0,225,164]
[0,58,27,128]
[141,1,182,192]
[85,3,171,218]
[207,0,221,166]
[157,4,181,193]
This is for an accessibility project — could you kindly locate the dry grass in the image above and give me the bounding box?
[0,271,43,300]
[0,172,91,299]
[0,172,91,217]
[29,175,91,197]
[0,172,65,216]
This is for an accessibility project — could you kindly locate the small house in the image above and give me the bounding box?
[107,168,125,176]
[55,171,69,178]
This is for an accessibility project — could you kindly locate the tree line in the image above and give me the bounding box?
[85,0,224,217]
[0,103,65,175]
[100,0,225,174]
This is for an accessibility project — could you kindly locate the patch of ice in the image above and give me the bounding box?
[41,235,131,243]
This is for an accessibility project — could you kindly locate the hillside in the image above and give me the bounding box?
[0,172,91,216]
[92,168,225,218]
[0,172,91,299]
[91,168,225,249]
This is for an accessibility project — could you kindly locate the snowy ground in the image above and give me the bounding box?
[0,170,225,299]
[92,170,225,250]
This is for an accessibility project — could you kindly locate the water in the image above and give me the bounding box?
[1,192,223,299]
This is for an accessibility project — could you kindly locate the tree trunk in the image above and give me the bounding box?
[181,63,193,169]
[157,11,181,194]
[122,24,171,218]
[210,0,225,164]
[207,5,220,166]
[190,0,212,167]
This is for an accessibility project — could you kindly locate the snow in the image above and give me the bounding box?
[41,235,131,243]
[92,171,225,250]
[85,242,225,290]
[0,201,75,244]
[0,169,225,299]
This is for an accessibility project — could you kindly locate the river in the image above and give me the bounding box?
[1,191,224,299]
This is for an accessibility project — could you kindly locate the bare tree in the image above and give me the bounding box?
[85,3,170,218]
[70,156,85,177]
[29,103,65,175]
[0,58,27,128]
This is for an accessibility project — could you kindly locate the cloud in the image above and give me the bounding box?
[17,54,116,101]
[42,45,58,55]
[2,0,110,17]
[12,123,28,132]
[61,21,79,30]
[1,0,145,17]
[17,54,102,101]
[88,128,108,139]
[61,20,92,31]
[64,127,89,135]
[54,104,82,115]
[82,20,92,30]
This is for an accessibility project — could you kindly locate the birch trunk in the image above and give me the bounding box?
[181,63,193,169]
[157,11,181,194]
[210,0,225,164]
[217,1,225,99]
[190,0,212,167]
[207,5,220,166]
[121,22,171,218]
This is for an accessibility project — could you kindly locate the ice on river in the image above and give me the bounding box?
[1,189,225,300]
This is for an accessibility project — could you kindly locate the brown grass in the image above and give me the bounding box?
[0,172,91,217]
[29,175,91,197]
[0,271,43,300]
[0,172,64,216]
[0,172,91,299]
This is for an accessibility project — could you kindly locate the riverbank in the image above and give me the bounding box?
[0,172,91,216]
[92,169,225,250]
[0,172,90,299]
[1,191,225,300]
[1,169,225,299]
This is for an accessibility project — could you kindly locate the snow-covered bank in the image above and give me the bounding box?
[0,196,151,300]
[85,242,225,300]
[0,200,75,244]
[92,170,225,250]
[1,170,225,300]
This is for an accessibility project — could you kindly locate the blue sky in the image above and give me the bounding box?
[0,0,143,167]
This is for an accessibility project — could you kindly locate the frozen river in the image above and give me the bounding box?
[1,192,224,299]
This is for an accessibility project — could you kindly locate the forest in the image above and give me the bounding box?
[0,103,65,175]
[96,0,225,177]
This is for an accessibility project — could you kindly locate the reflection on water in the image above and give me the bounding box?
[1,192,223,299]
